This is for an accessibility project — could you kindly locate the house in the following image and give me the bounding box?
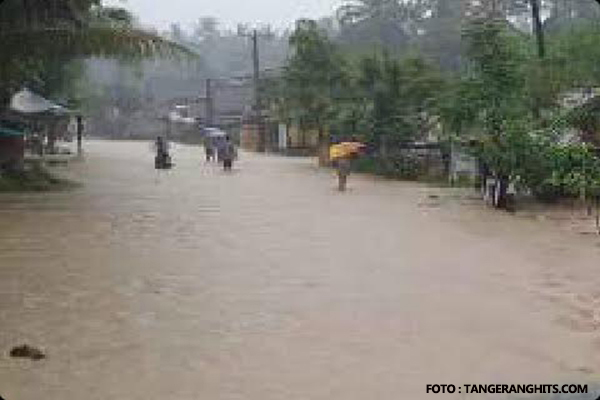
[242,120,323,155]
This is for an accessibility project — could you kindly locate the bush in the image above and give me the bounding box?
[526,143,600,202]
[353,153,424,180]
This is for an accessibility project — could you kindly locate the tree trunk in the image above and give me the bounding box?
[530,0,546,59]
[317,126,329,167]
[530,0,545,120]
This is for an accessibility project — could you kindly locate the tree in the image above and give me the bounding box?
[345,53,443,149]
[566,97,600,147]
[543,21,600,102]
[0,0,193,108]
[415,0,466,71]
[283,19,348,164]
[446,19,532,208]
[336,0,416,53]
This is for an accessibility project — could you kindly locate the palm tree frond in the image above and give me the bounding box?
[0,25,198,60]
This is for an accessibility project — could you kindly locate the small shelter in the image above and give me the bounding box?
[8,88,74,155]
[10,88,69,115]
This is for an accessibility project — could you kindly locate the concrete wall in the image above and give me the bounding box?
[450,147,479,184]
[287,125,319,149]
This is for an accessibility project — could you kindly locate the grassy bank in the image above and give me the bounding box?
[0,163,78,192]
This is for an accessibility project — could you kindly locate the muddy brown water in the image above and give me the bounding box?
[1,140,600,400]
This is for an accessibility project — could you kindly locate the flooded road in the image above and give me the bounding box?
[1,140,600,400]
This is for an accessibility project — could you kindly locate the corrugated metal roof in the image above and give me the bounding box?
[10,88,70,115]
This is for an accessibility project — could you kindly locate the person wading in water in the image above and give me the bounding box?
[221,135,236,171]
[203,134,215,162]
[154,136,171,169]
[330,140,364,191]
[336,157,352,191]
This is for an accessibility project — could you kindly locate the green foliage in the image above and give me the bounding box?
[443,20,533,180]
[566,97,600,146]
[546,22,600,90]
[537,143,600,200]
[281,19,348,135]
[440,17,600,206]
[0,0,194,107]
[353,153,424,180]
[337,53,443,146]
[336,0,415,53]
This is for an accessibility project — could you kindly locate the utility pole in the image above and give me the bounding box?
[530,0,545,59]
[205,78,214,127]
[252,30,264,152]
[530,0,545,120]
[76,114,84,155]
[239,26,270,152]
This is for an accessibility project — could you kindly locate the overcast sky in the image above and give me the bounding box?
[104,0,343,31]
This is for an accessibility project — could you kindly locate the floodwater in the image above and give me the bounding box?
[1,140,600,400]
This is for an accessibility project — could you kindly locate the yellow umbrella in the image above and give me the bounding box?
[329,141,366,160]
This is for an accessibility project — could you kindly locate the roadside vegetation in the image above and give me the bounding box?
[264,0,600,216]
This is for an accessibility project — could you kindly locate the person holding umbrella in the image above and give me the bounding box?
[329,140,365,191]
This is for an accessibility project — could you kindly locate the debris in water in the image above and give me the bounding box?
[9,344,46,360]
